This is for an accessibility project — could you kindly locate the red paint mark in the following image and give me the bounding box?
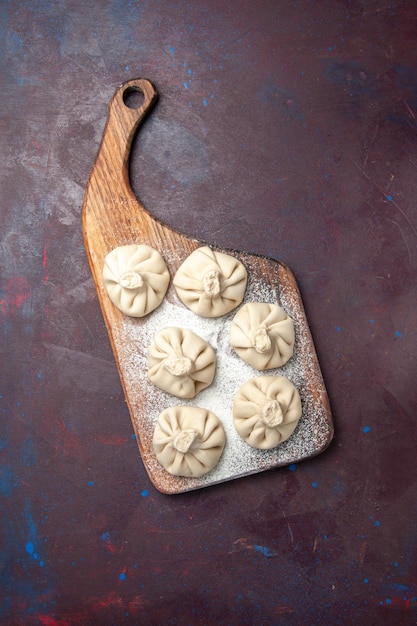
[90,592,125,613]
[96,434,129,445]
[101,533,118,554]
[56,422,82,458]
[42,240,49,284]
[0,277,32,316]
[22,137,51,172]
[128,596,146,612]
[37,616,72,626]
[275,606,295,615]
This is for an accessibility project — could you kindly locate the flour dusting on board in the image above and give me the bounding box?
[115,253,333,494]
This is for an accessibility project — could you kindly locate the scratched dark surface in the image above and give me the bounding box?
[1,0,417,624]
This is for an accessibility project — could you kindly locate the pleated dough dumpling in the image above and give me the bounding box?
[102,244,170,317]
[153,406,225,477]
[148,327,216,398]
[233,376,302,449]
[230,303,295,369]
[173,246,247,317]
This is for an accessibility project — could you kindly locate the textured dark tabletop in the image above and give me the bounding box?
[1,1,417,624]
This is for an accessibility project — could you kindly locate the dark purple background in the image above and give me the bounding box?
[1,1,417,624]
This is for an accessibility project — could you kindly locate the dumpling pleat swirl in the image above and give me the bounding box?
[153,406,225,477]
[233,376,302,449]
[173,246,247,317]
[102,244,170,317]
[148,327,216,398]
[230,303,295,369]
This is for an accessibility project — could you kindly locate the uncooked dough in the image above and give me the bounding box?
[153,405,225,477]
[233,376,302,449]
[173,246,247,317]
[148,327,216,398]
[102,244,170,317]
[230,302,295,369]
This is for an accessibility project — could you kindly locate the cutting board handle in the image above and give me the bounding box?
[109,78,158,161]
[89,78,158,207]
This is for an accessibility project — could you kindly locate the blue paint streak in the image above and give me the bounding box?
[203,98,209,106]
[392,582,412,591]
[141,489,148,497]
[253,545,276,557]
[0,466,14,496]
[325,59,371,97]
[288,463,297,471]
[87,481,94,486]
[23,497,38,544]
[22,435,36,467]
[374,520,381,527]
[363,426,371,433]
[312,482,318,488]
[395,330,402,338]
[335,326,341,332]
[387,195,393,201]
[1,495,54,619]
[258,81,305,121]
[119,572,126,581]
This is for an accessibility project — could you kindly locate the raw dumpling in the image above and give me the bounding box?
[233,376,302,449]
[230,302,295,369]
[153,405,225,477]
[102,244,170,317]
[148,327,216,398]
[173,246,247,317]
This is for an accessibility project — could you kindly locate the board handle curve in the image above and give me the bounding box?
[86,78,159,207]
[108,78,158,157]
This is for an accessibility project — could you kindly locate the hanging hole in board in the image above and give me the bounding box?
[123,87,145,109]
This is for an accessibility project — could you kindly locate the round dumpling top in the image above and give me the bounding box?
[173,246,247,317]
[153,405,225,477]
[102,244,170,317]
[148,327,216,398]
[233,376,302,449]
[230,302,295,369]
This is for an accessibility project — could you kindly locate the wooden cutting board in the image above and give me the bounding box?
[82,78,333,494]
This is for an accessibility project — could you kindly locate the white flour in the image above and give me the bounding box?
[115,257,333,494]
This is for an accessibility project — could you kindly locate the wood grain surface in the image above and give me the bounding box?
[82,78,333,493]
